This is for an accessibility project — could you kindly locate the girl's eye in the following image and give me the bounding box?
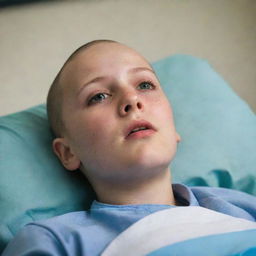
[88,93,109,105]
[138,81,155,90]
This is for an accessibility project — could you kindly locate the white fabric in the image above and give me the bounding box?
[102,206,256,256]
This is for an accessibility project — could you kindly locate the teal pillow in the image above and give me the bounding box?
[0,54,256,252]
[0,106,96,252]
[153,55,256,192]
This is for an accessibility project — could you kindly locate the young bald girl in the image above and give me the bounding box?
[3,40,256,256]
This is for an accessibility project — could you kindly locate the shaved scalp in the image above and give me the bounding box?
[46,39,117,138]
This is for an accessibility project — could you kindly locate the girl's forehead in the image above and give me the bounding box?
[62,44,151,84]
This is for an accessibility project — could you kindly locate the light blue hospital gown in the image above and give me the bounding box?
[2,184,256,255]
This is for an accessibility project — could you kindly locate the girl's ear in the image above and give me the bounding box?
[176,133,181,143]
[52,138,80,171]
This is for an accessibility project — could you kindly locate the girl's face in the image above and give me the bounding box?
[58,43,180,186]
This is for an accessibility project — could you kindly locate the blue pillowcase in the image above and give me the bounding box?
[153,55,256,193]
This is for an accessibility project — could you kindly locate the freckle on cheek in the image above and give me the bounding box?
[90,131,98,141]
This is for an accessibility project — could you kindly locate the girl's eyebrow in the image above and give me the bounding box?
[77,76,107,96]
[128,66,156,74]
[77,67,155,97]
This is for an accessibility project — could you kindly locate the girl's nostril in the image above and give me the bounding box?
[137,102,142,109]
[124,105,131,112]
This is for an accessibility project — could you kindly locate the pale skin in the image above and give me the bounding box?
[53,42,181,206]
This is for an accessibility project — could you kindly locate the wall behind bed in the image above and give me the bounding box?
[0,0,255,115]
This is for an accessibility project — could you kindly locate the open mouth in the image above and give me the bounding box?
[125,120,156,139]
[129,126,149,135]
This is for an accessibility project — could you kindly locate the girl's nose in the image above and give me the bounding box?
[118,91,144,117]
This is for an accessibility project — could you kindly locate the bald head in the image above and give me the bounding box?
[46,40,118,137]
[47,40,153,138]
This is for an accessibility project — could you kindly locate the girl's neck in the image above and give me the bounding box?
[94,168,176,206]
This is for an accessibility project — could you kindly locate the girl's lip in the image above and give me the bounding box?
[124,120,156,139]
[126,128,156,139]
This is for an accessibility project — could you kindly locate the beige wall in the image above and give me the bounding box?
[0,0,255,115]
